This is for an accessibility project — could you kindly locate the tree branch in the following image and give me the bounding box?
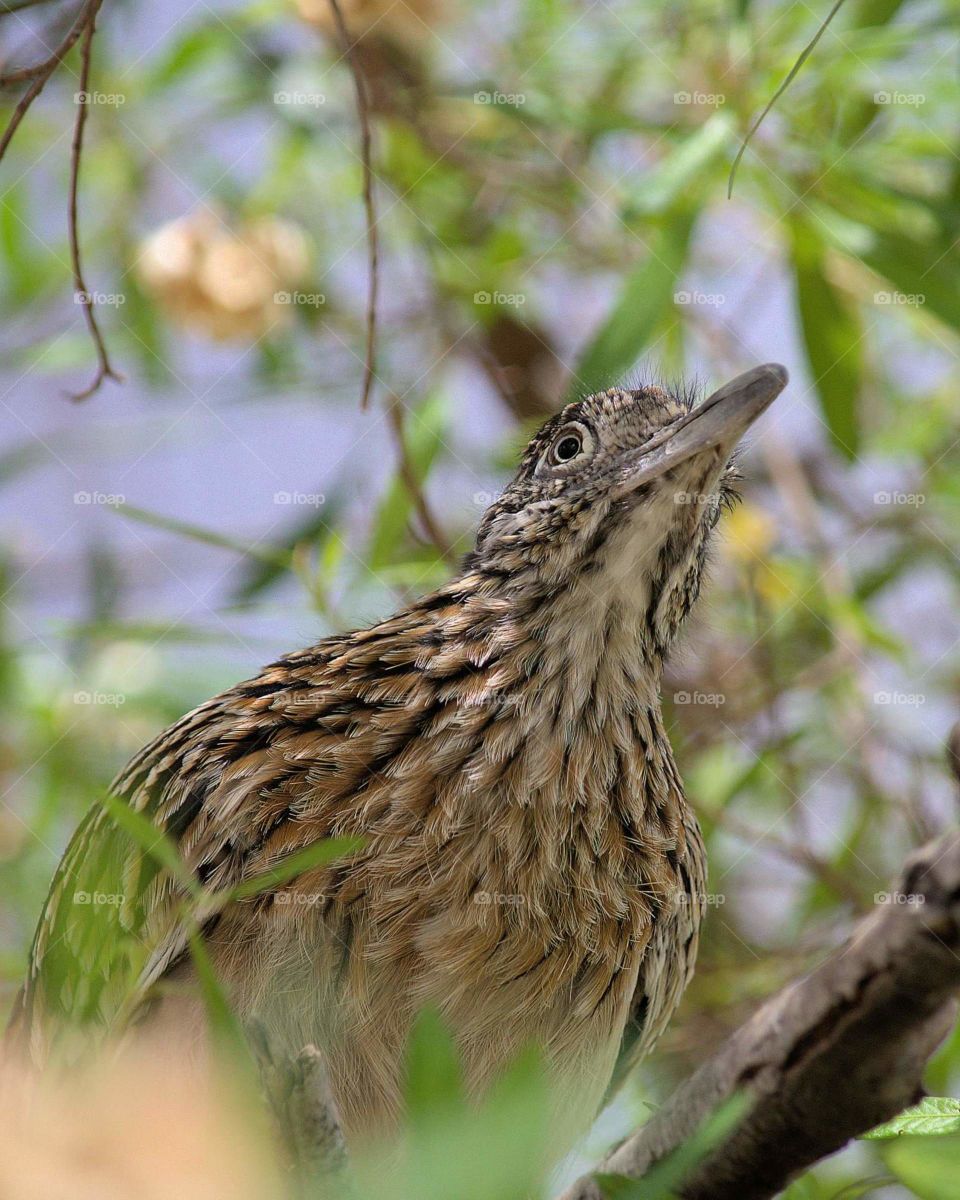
[66,0,120,401]
[326,0,379,411]
[559,829,960,1200]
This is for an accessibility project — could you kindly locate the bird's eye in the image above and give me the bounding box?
[545,423,592,469]
[554,434,582,461]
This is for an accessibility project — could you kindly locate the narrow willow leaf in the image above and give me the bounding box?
[570,214,695,400]
[596,1092,751,1200]
[861,234,960,337]
[228,836,364,900]
[116,503,293,570]
[100,794,200,899]
[791,223,862,460]
[629,114,734,216]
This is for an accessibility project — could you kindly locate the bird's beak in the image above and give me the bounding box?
[612,363,788,499]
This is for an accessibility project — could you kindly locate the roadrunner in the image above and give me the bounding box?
[14,363,787,1147]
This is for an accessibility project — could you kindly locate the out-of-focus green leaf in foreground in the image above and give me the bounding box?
[596,1092,749,1199]
[791,220,863,461]
[570,215,696,399]
[351,1008,550,1200]
[881,1132,960,1200]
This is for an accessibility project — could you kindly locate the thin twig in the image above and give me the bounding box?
[386,395,456,562]
[0,0,93,85]
[66,0,120,400]
[0,0,63,13]
[326,0,379,410]
[727,0,849,198]
[0,52,57,159]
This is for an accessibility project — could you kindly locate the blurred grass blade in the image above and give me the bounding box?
[101,793,201,899]
[187,923,251,1059]
[861,234,960,336]
[116,503,294,570]
[792,222,863,460]
[596,1091,750,1199]
[232,487,344,602]
[629,115,734,216]
[728,0,849,197]
[228,836,364,900]
[570,214,695,399]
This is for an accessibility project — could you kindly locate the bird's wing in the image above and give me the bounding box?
[18,605,446,1061]
[18,691,243,1059]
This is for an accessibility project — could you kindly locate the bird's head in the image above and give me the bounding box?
[468,363,787,659]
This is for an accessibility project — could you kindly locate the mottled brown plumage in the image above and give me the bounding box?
[17,364,787,1150]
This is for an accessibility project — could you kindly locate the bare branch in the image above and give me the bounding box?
[0,0,93,85]
[66,0,120,401]
[727,0,849,198]
[560,829,960,1200]
[386,394,456,563]
[326,0,379,411]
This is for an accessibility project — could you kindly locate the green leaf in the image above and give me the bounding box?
[570,214,696,398]
[404,1007,466,1124]
[861,233,960,338]
[883,1133,960,1200]
[628,115,734,216]
[864,1097,960,1139]
[596,1092,751,1200]
[116,504,293,571]
[187,924,248,1052]
[367,394,448,571]
[229,836,364,900]
[791,222,863,460]
[100,794,200,900]
[232,487,344,603]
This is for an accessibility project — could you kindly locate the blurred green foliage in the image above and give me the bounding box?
[2,0,960,1196]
